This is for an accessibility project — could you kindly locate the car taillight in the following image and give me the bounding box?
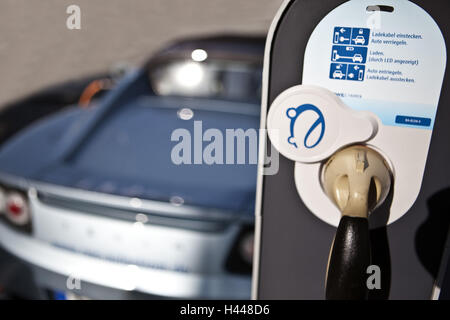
[5,191,30,227]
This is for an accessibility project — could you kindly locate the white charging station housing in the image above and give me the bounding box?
[298,0,446,226]
[266,0,447,227]
[253,0,449,302]
[267,0,446,226]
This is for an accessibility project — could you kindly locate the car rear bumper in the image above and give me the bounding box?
[0,222,251,299]
[0,245,165,299]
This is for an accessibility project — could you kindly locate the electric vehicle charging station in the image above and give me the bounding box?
[253,0,450,299]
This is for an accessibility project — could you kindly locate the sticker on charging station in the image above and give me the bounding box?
[302,0,446,130]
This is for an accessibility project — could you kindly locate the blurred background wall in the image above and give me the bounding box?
[0,0,283,108]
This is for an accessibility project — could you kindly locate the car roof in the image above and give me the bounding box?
[147,34,266,64]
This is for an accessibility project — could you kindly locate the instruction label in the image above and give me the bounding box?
[366,31,421,85]
[302,0,446,130]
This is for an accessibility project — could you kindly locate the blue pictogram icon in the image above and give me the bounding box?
[286,104,325,149]
[329,63,348,80]
[346,64,365,81]
[331,45,368,64]
[333,27,352,45]
[351,28,370,46]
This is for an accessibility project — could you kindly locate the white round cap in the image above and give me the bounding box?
[267,85,378,163]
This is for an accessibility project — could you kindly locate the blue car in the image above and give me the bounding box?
[0,35,264,299]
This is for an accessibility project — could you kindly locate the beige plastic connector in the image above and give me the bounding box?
[322,145,391,218]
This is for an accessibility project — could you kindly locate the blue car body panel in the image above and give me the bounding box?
[0,69,259,214]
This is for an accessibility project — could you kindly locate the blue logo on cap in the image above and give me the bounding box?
[286,104,325,149]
